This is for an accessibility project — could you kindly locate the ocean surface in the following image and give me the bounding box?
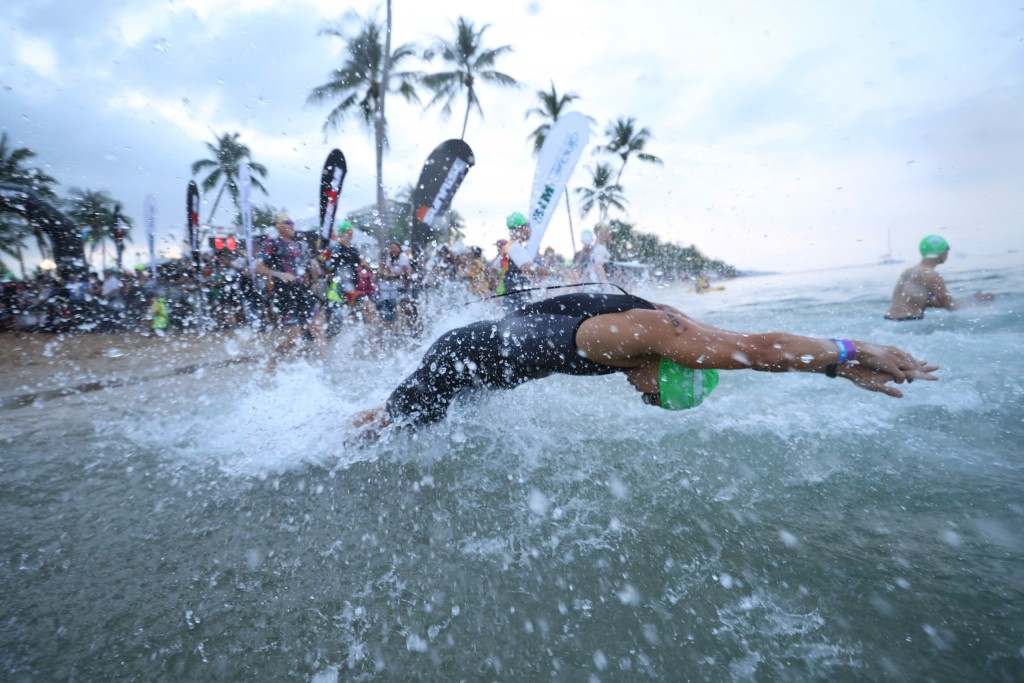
[2,254,1022,682]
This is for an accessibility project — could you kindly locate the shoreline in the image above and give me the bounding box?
[0,329,271,407]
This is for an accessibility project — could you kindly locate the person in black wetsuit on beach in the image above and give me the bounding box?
[352,291,939,434]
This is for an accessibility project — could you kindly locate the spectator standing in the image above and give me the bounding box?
[376,241,414,333]
[323,220,378,333]
[149,291,169,336]
[65,272,89,327]
[100,269,125,330]
[458,246,490,297]
[573,230,594,281]
[254,214,327,369]
[496,212,546,309]
[588,224,611,284]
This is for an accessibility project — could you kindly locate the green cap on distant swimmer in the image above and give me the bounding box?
[919,235,950,258]
[507,211,528,230]
[656,358,719,410]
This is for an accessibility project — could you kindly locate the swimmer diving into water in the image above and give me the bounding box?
[352,291,938,435]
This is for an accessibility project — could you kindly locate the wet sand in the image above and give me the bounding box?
[0,330,270,409]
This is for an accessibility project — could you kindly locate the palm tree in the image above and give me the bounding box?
[0,217,29,278]
[190,132,268,225]
[0,132,61,274]
[421,17,519,140]
[388,182,424,245]
[64,188,133,272]
[575,163,627,224]
[525,81,582,154]
[308,5,420,252]
[0,132,58,197]
[601,117,662,184]
[252,203,285,236]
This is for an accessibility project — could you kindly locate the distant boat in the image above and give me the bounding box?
[879,228,904,265]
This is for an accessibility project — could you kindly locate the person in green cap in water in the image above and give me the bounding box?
[885,235,995,321]
[350,290,938,436]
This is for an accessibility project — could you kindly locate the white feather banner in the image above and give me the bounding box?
[525,112,590,258]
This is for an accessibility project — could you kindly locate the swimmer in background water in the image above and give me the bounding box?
[351,291,938,436]
[885,235,995,321]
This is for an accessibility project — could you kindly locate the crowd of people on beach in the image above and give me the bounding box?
[1,264,171,335]
[0,214,628,343]
[1,217,999,438]
[1,222,993,348]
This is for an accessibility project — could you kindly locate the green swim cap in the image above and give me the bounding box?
[919,235,949,258]
[657,358,719,410]
[506,211,528,230]
[337,220,352,234]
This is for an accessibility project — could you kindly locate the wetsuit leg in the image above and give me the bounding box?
[385,321,504,426]
[384,312,620,426]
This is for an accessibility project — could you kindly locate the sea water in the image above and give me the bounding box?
[1,255,1022,681]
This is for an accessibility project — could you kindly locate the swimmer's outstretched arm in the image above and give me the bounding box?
[921,270,995,311]
[577,308,938,389]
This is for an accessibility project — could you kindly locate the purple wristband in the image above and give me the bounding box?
[840,339,857,362]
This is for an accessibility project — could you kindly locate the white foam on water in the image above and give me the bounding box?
[7,258,1019,682]
[94,260,1020,523]
[713,588,863,678]
[115,358,384,477]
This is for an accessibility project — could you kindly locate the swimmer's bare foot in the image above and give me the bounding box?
[350,405,390,439]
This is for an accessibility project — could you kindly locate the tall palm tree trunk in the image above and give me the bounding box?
[564,191,577,254]
[599,199,610,225]
[207,182,228,224]
[460,90,472,140]
[372,0,393,262]
[15,243,26,280]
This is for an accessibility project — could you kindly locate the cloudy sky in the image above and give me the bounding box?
[2,0,1022,272]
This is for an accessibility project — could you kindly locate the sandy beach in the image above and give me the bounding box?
[0,329,270,409]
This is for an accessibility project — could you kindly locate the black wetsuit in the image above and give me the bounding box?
[386,292,657,426]
[501,259,531,310]
[325,242,361,292]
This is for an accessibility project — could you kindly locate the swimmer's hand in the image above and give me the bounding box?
[850,342,932,383]
[838,361,939,398]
